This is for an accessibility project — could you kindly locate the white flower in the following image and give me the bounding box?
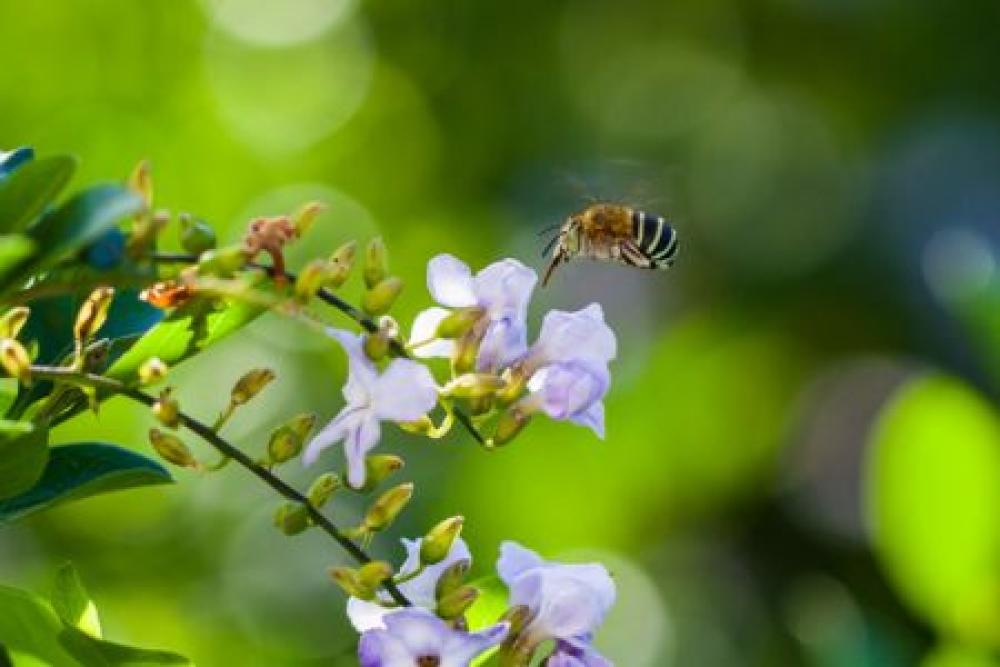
[303,328,438,488]
[409,254,537,371]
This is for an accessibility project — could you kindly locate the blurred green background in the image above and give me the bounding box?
[4,0,1000,664]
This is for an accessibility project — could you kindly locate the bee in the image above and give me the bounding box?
[542,203,678,286]
[140,280,195,310]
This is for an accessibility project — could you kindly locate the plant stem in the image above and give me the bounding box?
[149,251,487,445]
[29,364,412,608]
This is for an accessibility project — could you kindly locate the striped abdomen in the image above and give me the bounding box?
[631,209,678,268]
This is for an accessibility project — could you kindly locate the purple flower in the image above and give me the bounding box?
[497,542,615,663]
[358,608,508,667]
[546,641,613,667]
[303,328,438,488]
[348,537,472,632]
[409,254,537,371]
[519,304,617,438]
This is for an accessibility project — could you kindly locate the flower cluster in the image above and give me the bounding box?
[351,537,615,667]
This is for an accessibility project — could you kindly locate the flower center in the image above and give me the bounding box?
[416,656,440,667]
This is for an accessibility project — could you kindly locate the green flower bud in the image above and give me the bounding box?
[492,406,531,446]
[358,560,394,591]
[466,394,494,416]
[420,516,464,566]
[273,502,311,536]
[152,388,180,429]
[73,287,114,347]
[452,332,481,375]
[307,472,341,507]
[399,416,434,436]
[436,307,485,339]
[266,426,301,465]
[442,373,505,399]
[362,276,403,316]
[363,482,414,532]
[149,428,198,469]
[437,585,479,620]
[292,201,325,237]
[363,237,388,289]
[138,357,168,385]
[294,259,328,301]
[0,307,29,339]
[231,368,276,405]
[178,213,217,255]
[0,338,31,384]
[435,559,471,600]
[357,454,405,492]
[288,412,318,440]
[363,332,390,362]
[197,245,247,277]
[127,159,153,208]
[328,567,372,600]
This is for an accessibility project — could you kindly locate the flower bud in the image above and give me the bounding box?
[273,502,311,536]
[288,412,317,440]
[149,428,198,469]
[492,406,531,447]
[231,368,275,405]
[358,560,394,591]
[420,516,464,566]
[328,567,373,600]
[363,237,388,289]
[73,287,114,345]
[127,159,153,208]
[436,307,485,339]
[437,585,479,620]
[0,307,29,339]
[138,357,168,385]
[435,559,471,600]
[399,416,433,436]
[362,276,403,316]
[292,201,325,237]
[467,395,494,416]
[178,213,217,255]
[307,472,341,507]
[197,245,247,277]
[294,259,328,301]
[357,454,405,492]
[363,482,413,532]
[452,333,480,375]
[363,332,390,362]
[0,338,31,383]
[266,425,301,465]
[152,389,180,428]
[442,373,505,399]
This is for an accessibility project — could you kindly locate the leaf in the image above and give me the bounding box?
[0,234,35,274]
[0,422,48,501]
[866,374,1000,647]
[106,293,266,383]
[0,443,172,523]
[0,155,77,234]
[0,582,190,666]
[51,563,101,638]
[0,147,35,178]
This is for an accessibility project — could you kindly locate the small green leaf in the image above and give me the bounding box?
[0,422,48,501]
[0,155,77,234]
[0,234,35,274]
[866,374,1000,646]
[0,442,172,523]
[51,564,101,639]
[106,293,266,383]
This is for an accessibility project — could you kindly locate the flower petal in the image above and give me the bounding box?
[473,258,537,318]
[383,608,451,657]
[302,408,353,466]
[326,327,377,402]
[440,621,510,667]
[427,254,478,308]
[532,362,608,421]
[570,401,606,439]
[535,304,617,367]
[398,537,473,608]
[409,307,457,359]
[358,627,412,667]
[344,412,381,488]
[478,316,528,372]
[348,597,393,632]
[497,541,545,585]
[372,359,439,422]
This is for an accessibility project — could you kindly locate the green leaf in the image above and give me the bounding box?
[51,563,101,639]
[0,443,172,523]
[23,184,143,271]
[0,581,190,666]
[866,374,1000,647]
[0,422,48,501]
[0,234,35,274]
[106,293,267,383]
[0,155,77,234]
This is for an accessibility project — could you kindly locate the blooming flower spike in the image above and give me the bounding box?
[358,608,508,667]
[303,329,438,488]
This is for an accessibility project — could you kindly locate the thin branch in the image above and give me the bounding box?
[149,251,487,445]
[30,365,412,608]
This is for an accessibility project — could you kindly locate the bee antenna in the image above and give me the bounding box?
[536,223,562,237]
[541,232,561,258]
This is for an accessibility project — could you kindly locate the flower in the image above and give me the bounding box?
[303,328,438,488]
[497,541,615,664]
[409,254,537,371]
[518,304,617,438]
[358,608,508,667]
[348,537,472,632]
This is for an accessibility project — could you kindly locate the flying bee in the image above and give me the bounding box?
[541,203,678,286]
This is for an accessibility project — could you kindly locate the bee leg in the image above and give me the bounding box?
[542,250,564,287]
[621,240,651,268]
